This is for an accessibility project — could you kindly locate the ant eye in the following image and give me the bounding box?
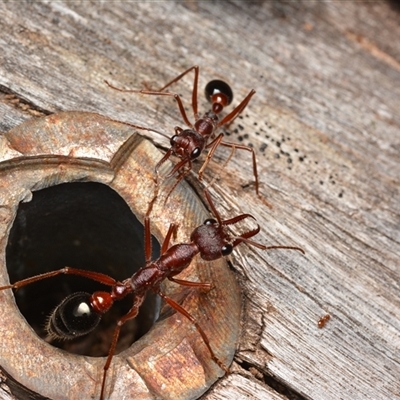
[191,147,201,159]
[221,244,233,256]
[204,80,233,106]
[204,218,217,225]
[170,135,178,145]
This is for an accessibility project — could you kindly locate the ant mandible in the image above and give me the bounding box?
[0,189,304,399]
[105,65,260,197]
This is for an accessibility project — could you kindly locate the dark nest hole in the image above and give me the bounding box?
[5,181,160,357]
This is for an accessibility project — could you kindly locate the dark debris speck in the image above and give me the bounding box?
[260,143,268,152]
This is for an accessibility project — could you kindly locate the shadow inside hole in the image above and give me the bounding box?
[5,181,160,357]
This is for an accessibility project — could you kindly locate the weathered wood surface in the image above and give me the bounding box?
[0,1,399,399]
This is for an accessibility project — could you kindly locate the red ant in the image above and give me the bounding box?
[318,314,331,329]
[0,190,303,399]
[105,65,260,197]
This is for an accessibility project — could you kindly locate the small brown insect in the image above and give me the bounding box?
[318,314,331,328]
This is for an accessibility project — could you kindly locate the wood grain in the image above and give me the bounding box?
[0,1,399,399]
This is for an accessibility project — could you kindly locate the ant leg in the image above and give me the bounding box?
[105,81,193,128]
[161,223,179,254]
[145,184,160,219]
[0,267,118,291]
[218,89,256,127]
[156,65,198,92]
[100,293,145,400]
[199,135,261,198]
[162,160,193,205]
[155,148,174,177]
[198,133,224,182]
[155,289,229,373]
[232,234,305,254]
[165,156,191,179]
[143,218,178,260]
[144,216,178,258]
[145,147,178,218]
[144,217,153,262]
[218,140,260,196]
[202,189,224,225]
[261,245,305,254]
[168,276,212,291]
[105,116,170,141]
[156,65,200,118]
[204,140,237,191]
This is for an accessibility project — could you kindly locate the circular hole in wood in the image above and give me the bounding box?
[5,181,160,357]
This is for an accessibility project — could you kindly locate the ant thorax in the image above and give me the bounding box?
[155,243,198,274]
[193,111,219,138]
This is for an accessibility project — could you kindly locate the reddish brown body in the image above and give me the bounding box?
[318,314,331,328]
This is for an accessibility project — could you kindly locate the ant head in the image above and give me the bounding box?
[193,190,262,261]
[190,214,261,261]
[190,219,233,261]
[170,129,205,160]
[204,80,233,114]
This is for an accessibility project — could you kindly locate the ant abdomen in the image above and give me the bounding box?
[46,292,101,340]
[204,80,233,113]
